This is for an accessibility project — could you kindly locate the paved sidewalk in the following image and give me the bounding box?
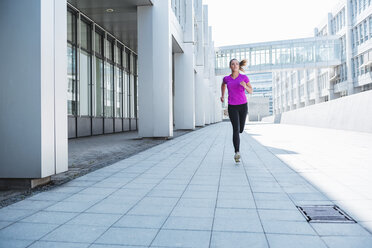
[0,122,371,248]
[1,129,192,207]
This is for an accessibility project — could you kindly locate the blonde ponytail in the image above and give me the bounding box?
[239,59,247,72]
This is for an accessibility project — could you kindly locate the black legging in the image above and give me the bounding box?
[228,103,248,153]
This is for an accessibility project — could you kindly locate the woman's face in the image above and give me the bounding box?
[230,60,239,72]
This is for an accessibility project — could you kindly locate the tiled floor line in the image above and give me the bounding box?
[240,131,271,247]
[208,121,232,248]
[147,124,225,247]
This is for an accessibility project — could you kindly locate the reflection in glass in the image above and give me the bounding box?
[95,58,103,117]
[124,71,129,118]
[130,74,135,118]
[79,51,91,116]
[104,62,114,117]
[115,67,123,118]
[67,44,76,115]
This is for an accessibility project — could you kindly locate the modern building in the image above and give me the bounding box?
[0,0,221,188]
[215,36,340,119]
[247,72,273,117]
[272,0,372,114]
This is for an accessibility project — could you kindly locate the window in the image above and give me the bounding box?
[114,45,123,118]
[123,71,129,118]
[67,9,77,116]
[94,31,104,117]
[364,20,368,41]
[360,24,364,43]
[78,19,92,116]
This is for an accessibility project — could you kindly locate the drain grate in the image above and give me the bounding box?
[296,205,356,223]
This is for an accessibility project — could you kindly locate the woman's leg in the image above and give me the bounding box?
[228,105,240,153]
[239,103,248,133]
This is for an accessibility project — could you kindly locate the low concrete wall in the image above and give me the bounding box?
[278,90,372,133]
[261,115,274,123]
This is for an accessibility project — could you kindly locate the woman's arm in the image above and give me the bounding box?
[240,81,253,94]
[245,82,253,94]
[220,81,226,102]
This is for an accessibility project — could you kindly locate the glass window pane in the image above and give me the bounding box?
[104,62,114,117]
[115,67,123,118]
[105,39,113,61]
[123,50,127,69]
[124,72,129,118]
[95,32,102,55]
[95,58,103,117]
[67,11,75,43]
[80,20,90,50]
[114,45,120,65]
[130,74,135,118]
[67,43,76,115]
[79,50,91,116]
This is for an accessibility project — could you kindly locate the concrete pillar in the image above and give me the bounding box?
[0,0,68,186]
[283,71,288,111]
[174,43,195,130]
[173,0,195,130]
[138,0,173,137]
[314,69,321,104]
[304,70,310,106]
[204,79,211,125]
[328,68,336,100]
[345,0,354,95]
[195,0,204,67]
[195,66,205,126]
[289,71,295,110]
[296,70,301,108]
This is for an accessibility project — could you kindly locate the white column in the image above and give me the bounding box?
[0,0,67,181]
[289,71,295,110]
[296,70,301,108]
[138,0,173,137]
[174,43,195,130]
[314,69,321,104]
[304,70,310,106]
[195,66,206,126]
[203,78,211,124]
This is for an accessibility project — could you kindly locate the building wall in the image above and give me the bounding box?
[273,0,372,115]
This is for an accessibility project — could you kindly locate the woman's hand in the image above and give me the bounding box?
[240,81,253,94]
[240,81,249,90]
[220,96,224,103]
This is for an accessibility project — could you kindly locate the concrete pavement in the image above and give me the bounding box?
[0,122,371,248]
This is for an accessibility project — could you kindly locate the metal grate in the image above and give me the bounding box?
[296,205,356,223]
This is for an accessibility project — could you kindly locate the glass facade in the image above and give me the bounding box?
[67,10,77,116]
[246,72,273,114]
[215,37,341,73]
[67,5,138,137]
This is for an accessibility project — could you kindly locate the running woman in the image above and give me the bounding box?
[220,59,253,163]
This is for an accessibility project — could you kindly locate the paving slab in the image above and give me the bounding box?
[0,122,371,247]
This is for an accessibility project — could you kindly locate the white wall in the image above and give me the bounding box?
[279,90,372,133]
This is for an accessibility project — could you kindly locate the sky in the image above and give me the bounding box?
[203,0,342,47]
